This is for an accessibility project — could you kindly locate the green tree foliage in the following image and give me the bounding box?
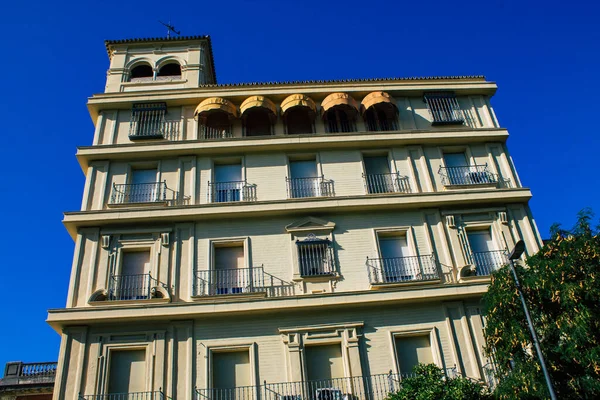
[483,209,600,399]
[386,364,490,400]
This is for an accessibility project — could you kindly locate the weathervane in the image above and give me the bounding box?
[159,20,181,38]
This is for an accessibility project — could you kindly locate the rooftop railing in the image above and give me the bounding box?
[208,181,257,203]
[363,173,411,194]
[471,250,508,276]
[438,164,503,187]
[286,176,335,199]
[109,182,186,206]
[193,266,294,297]
[80,390,171,400]
[1,361,57,385]
[366,255,439,284]
[108,273,163,301]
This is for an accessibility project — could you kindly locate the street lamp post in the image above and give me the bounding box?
[508,240,557,400]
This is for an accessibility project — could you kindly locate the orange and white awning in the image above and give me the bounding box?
[360,91,396,114]
[194,97,238,118]
[321,93,359,115]
[240,95,277,115]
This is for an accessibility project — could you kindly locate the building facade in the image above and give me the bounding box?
[47,35,542,400]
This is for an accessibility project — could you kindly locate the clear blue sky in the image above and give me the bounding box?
[0,0,598,368]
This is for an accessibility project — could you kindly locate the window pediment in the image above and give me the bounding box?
[285,217,335,233]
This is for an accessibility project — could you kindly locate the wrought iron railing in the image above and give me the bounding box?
[424,94,464,125]
[129,113,180,140]
[200,125,233,140]
[363,173,411,194]
[209,181,257,203]
[108,273,158,301]
[297,239,335,277]
[367,255,439,284]
[193,266,294,297]
[109,182,185,206]
[471,250,508,276]
[79,391,171,400]
[326,119,355,133]
[197,385,258,400]
[438,164,500,186]
[365,117,399,132]
[286,176,335,199]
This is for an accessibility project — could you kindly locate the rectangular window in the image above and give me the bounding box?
[213,163,243,202]
[363,155,396,194]
[296,238,334,277]
[129,103,167,139]
[127,168,159,203]
[378,234,415,282]
[467,228,506,275]
[289,159,320,198]
[395,335,434,376]
[212,350,251,389]
[213,245,246,295]
[111,251,151,300]
[423,93,464,125]
[108,350,146,394]
[305,344,344,381]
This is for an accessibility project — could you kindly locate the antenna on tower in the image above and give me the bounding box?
[159,20,181,38]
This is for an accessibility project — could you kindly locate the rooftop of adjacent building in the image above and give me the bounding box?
[0,361,56,397]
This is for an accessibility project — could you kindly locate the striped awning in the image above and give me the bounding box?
[240,95,277,115]
[281,94,317,114]
[360,91,396,114]
[194,97,238,118]
[321,93,359,115]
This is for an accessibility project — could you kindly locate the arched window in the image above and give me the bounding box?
[157,62,181,78]
[324,107,356,133]
[202,111,232,139]
[244,108,273,136]
[286,107,314,135]
[129,64,153,82]
[364,104,398,132]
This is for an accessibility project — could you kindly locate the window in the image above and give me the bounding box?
[129,64,153,82]
[244,108,273,136]
[108,350,146,395]
[305,344,344,381]
[213,245,246,295]
[296,236,334,276]
[395,335,434,376]
[127,168,159,203]
[364,104,398,132]
[212,163,243,202]
[440,152,496,186]
[324,107,355,133]
[129,103,167,140]
[363,155,405,194]
[286,107,314,135]
[212,350,251,390]
[156,62,181,78]
[467,228,506,275]
[424,92,464,125]
[288,159,320,198]
[110,250,152,300]
[201,111,232,139]
[378,234,414,282]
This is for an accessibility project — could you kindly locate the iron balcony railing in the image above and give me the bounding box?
[286,176,335,199]
[363,173,411,194]
[297,239,335,277]
[438,164,501,186]
[201,125,233,140]
[109,182,186,206]
[80,391,171,400]
[366,255,439,284]
[196,371,468,400]
[209,181,257,203]
[193,266,294,297]
[424,94,464,125]
[129,118,180,140]
[471,250,509,276]
[108,273,159,301]
[365,117,399,132]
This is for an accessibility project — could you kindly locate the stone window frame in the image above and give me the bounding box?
[279,322,363,382]
[387,327,444,377]
[202,342,259,393]
[372,226,420,260]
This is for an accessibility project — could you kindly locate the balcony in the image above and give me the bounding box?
[200,125,233,140]
[286,176,335,199]
[129,120,180,141]
[80,391,171,400]
[363,173,411,194]
[208,181,257,203]
[365,117,399,132]
[192,266,295,297]
[297,239,335,277]
[438,164,507,187]
[471,250,508,276]
[108,273,165,301]
[109,182,185,206]
[367,255,439,285]
[0,361,57,386]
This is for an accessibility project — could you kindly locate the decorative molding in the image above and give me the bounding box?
[161,232,170,247]
[101,235,110,249]
[446,215,456,228]
[285,216,336,233]
[498,211,508,224]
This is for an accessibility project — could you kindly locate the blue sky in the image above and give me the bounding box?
[0,0,598,368]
